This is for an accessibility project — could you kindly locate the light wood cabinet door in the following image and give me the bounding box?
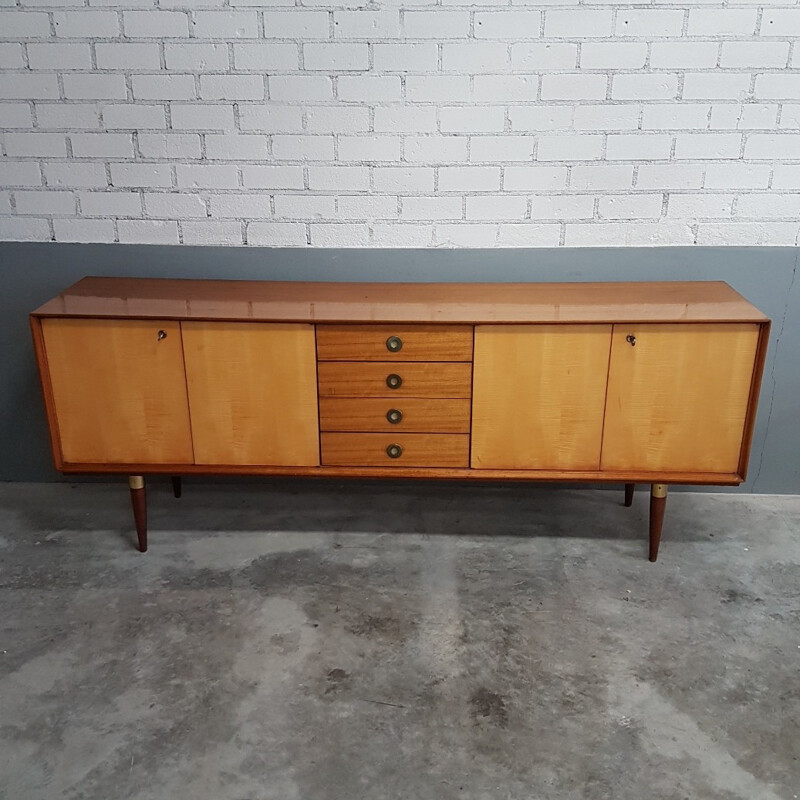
[601,323,760,473]
[182,322,319,466]
[41,318,193,465]
[472,325,612,470]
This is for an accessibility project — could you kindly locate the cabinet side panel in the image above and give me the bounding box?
[30,316,65,470]
[40,318,194,465]
[182,322,319,467]
[601,323,760,473]
[471,325,612,470]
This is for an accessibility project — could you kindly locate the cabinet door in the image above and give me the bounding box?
[601,323,760,473]
[41,318,193,465]
[472,325,612,470]
[182,322,319,466]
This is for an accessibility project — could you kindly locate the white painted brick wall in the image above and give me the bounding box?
[1,0,800,247]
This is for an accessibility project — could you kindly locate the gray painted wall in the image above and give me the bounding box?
[1,242,797,492]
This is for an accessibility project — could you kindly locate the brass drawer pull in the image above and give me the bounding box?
[386,443,403,459]
[386,408,403,424]
[386,373,402,389]
[626,334,636,347]
[386,335,403,353]
[157,329,167,341]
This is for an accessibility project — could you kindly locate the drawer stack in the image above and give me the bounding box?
[316,325,473,467]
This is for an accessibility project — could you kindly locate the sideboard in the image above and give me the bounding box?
[30,278,770,561]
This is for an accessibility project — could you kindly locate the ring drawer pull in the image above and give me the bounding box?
[386,335,403,353]
[386,408,403,424]
[157,329,167,341]
[386,443,403,459]
[386,373,402,389]
[626,334,636,347]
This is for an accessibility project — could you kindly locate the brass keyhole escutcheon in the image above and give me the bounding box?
[626,334,636,347]
[386,444,403,459]
[157,329,168,341]
[386,373,402,389]
[386,335,403,353]
[386,408,403,424]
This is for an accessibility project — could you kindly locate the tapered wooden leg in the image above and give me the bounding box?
[649,483,667,562]
[171,476,182,499]
[129,475,147,553]
[624,483,635,507]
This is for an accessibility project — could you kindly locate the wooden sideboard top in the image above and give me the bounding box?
[31,277,768,324]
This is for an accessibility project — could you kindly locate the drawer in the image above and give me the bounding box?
[319,398,471,433]
[317,362,472,398]
[317,325,473,362]
[321,433,469,467]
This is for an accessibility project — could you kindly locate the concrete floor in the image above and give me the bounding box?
[0,481,798,800]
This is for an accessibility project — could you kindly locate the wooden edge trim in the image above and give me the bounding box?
[56,463,743,485]
[30,315,65,471]
[737,320,772,481]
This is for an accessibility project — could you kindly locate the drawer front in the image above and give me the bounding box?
[319,397,471,433]
[321,433,470,467]
[317,362,472,398]
[317,325,473,362]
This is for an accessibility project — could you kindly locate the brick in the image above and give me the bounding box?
[530,194,594,219]
[210,193,273,219]
[403,136,469,163]
[683,73,751,101]
[471,136,534,162]
[1,10,51,37]
[573,104,640,131]
[581,43,647,70]
[442,42,508,73]
[53,10,118,37]
[35,103,101,129]
[0,103,32,128]
[262,11,329,38]
[311,223,370,247]
[696,222,800,247]
[565,222,694,247]
[373,166,434,192]
[46,162,107,188]
[15,190,76,215]
[509,105,572,131]
[241,165,304,189]
[0,43,24,69]
[404,11,470,39]
[636,164,704,190]
[474,75,539,102]
[63,75,127,101]
[0,161,43,187]
[406,76,470,103]
[145,192,207,218]
[761,9,800,36]
[674,133,741,159]
[745,134,800,159]
[110,163,173,188]
[123,10,189,37]
[779,105,800,130]
[79,190,142,216]
[205,134,269,161]
[612,74,678,101]
[545,10,612,38]
[650,42,718,70]
[641,104,710,130]
[541,74,606,101]
[439,166,501,192]
[269,75,332,102]
[374,106,435,133]
[233,43,297,71]
[72,133,135,158]
[371,224,431,247]
[721,42,789,69]
[273,134,336,161]
[435,224,497,248]
[466,195,527,220]
[711,104,777,130]
[200,75,265,101]
[511,43,577,71]
[182,221,243,246]
[138,133,201,159]
[338,136,399,162]
[570,165,633,190]
[170,104,235,131]
[503,165,567,191]
[440,106,505,133]
[239,105,304,132]
[770,165,800,189]
[103,104,166,129]
[337,196,398,220]
[667,193,734,218]
[247,222,306,246]
[177,164,239,189]
[1,216,51,241]
[192,11,259,38]
[275,194,334,218]
[474,11,540,39]
[688,9,757,36]
[334,10,400,39]
[28,43,92,70]
[606,134,672,160]
[598,194,663,220]
[537,134,603,161]
[338,76,401,102]
[373,43,438,72]
[53,218,114,242]
[615,10,684,37]
[705,163,770,189]
[0,74,59,100]
[308,166,369,191]
[754,75,800,101]
[96,43,161,70]
[5,133,67,157]
[132,75,197,101]
[118,220,180,244]
[166,43,231,72]
[497,224,560,247]
[401,196,462,220]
